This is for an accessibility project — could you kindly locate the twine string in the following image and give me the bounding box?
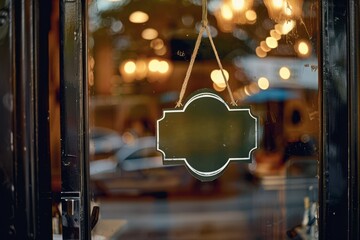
[202,0,208,26]
[205,26,236,106]
[176,0,237,107]
[175,26,205,107]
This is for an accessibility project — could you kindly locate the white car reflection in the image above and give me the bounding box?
[90,133,191,196]
[90,127,123,156]
[115,136,168,171]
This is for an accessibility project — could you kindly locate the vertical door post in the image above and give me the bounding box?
[59,0,90,239]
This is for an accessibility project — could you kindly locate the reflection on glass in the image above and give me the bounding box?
[210,69,229,88]
[279,66,291,80]
[256,46,267,58]
[141,28,158,40]
[264,0,303,22]
[258,77,270,90]
[295,39,312,58]
[88,0,319,239]
[129,11,149,24]
[266,36,278,48]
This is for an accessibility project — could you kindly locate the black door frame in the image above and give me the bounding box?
[320,0,360,239]
[0,0,53,239]
[59,0,91,239]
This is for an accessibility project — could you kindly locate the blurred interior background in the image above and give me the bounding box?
[52,0,320,239]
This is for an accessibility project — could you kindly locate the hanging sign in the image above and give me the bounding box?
[157,89,258,181]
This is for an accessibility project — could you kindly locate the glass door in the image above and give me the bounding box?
[87,0,321,239]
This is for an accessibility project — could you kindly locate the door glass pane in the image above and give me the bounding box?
[88,0,319,239]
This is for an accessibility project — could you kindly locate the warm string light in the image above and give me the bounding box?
[254,0,311,59]
[279,66,291,80]
[119,58,172,83]
[263,0,304,23]
[211,69,229,91]
[258,77,270,90]
[213,0,303,32]
[213,0,309,58]
[214,0,256,32]
[124,8,171,81]
[294,39,312,58]
[234,82,260,100]
[237,65,294,96]
[121,0,310,96]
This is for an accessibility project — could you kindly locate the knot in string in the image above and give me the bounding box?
[201,0,208,27]
[201,19,208,27]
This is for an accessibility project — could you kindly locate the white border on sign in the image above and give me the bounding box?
[156,92,258,178]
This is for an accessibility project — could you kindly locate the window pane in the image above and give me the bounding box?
[88,0,319,239]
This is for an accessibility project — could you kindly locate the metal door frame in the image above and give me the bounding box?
[59,0,91,239]
[0,0,53,239]
[320,0,360,239]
